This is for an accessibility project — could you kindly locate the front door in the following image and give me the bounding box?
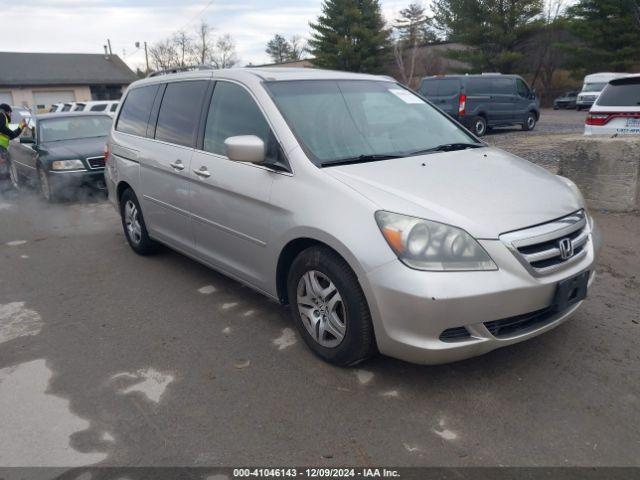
[140,80,209,251]
[190,81,282,291]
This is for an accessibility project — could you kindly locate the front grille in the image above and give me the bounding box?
[500,210,590,276]
[87,156,105,169]
[439,327,471,342]
[484,307,557,338]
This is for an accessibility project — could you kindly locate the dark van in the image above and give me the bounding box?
[418,74,540,137]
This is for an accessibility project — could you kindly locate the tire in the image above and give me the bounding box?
[120,188,157,255]
[522,112,537,131]
[9,161,22,192]
[287,246,376,366]
[471,116,487,137]
[37,165,57,202]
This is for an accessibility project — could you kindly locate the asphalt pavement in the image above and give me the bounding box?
[0,156,639,468]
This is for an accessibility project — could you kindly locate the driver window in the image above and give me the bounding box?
[517,79,531,98]
[203,81,280,163]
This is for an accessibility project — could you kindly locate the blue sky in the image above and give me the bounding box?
[4,0,415,69]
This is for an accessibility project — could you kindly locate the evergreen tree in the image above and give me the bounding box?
[432,0,544,73]
[394,3,437,47]
[309,0,392,73]
[266,34,293,64]
[565,0,640,73]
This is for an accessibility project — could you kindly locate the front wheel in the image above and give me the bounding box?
[287,246,376,366]
[38,166,57,202]
[522,112,537,131]
[9,161,22,191]
[120,188,157,255]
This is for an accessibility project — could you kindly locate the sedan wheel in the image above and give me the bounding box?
[9,162,21,191]
[124,200,143,246]
[296,270,347,348]
[38,168,53,202]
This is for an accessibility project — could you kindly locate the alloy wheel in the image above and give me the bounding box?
[296,270,347,348]
[124,200,143,245]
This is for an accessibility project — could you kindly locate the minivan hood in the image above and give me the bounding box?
[324,147,581,239]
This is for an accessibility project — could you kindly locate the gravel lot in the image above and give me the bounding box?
[0,112,639,469]
[484,108,587,172]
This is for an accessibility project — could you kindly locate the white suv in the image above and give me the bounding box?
[585,75,640,135]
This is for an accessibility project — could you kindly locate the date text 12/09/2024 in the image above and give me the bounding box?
[233,468,401,478]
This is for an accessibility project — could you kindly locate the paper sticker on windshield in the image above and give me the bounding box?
[388,89,423,104]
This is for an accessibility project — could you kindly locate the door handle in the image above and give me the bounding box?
[194,167,211,178]
[170,160,185,171]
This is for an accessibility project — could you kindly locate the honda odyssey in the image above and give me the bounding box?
[105,68,601,366]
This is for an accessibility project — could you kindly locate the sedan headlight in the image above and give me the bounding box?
[375,211,497,271]
[51,159,86,171]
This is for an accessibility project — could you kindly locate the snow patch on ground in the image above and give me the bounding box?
[434,419,458,441]
[222,302,238,310]
[0,202,12,211]
[355,370,374,385]
[0,302,43,345]
[111,368,174,404]
[0,360,107,466]
[273,328,297,350]
[198,285,217,295]
[6,240,27,246]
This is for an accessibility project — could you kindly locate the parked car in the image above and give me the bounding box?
[106,68,600,366]
[553,91,578,110]
[8,112,112,201]
[418,74,540,136]
[576,72,630,110]
[73,101,120,117]
[585,75,640,135]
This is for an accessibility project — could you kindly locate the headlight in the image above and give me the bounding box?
[51,159,86,171]
[375,211,497,271]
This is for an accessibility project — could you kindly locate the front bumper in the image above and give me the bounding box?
[361,224,600,365]
[49,169,106,190]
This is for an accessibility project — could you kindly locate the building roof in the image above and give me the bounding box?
[0,52,138,86]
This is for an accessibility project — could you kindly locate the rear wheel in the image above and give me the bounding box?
[287,246,376,366]
[471,116,487,137]
[522,112,537,131]
[120,188,157,255]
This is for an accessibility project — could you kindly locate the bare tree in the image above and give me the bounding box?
[210,34,239,69]
[289,35,307,61]
[173,30,194,67]
[148,39,179,71]
[194,20,214,65]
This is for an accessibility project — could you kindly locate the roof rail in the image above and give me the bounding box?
[147,64,216,78]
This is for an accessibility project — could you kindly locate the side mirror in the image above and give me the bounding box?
[225,135,265,163]
[19,136,35,144]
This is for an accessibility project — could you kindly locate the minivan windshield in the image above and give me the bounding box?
[266,80,478,166]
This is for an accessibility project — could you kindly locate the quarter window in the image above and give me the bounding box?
[155,81,209,147]
[116,85,159,137]
[493,78,515,95]
[203,82,275,159]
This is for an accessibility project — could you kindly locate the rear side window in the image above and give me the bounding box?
[465,78,493,95]
[74,104,86,111]
[420,79,459,97]
[420,80,438,97]
[597,81,640,106]
[493,78,515,95]
[203,82,272,156]
[116,85,159,137]
[91,104,107,112]
[110,103,118,112]
[155,81,209,147]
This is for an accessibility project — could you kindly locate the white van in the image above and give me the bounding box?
[72,100,120,117]
[577,72,630,110]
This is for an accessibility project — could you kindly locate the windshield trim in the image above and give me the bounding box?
[263,79,480,167]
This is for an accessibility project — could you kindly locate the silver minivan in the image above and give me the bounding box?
[105,67,601,366]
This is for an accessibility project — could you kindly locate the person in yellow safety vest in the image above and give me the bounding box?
[0,103,28,178]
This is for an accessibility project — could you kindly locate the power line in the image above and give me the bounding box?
[176,0,216,33]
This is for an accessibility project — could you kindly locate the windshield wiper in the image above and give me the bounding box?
[320,154,404,167]
[407,143,484,156]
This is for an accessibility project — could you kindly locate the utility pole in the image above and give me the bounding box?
[145,42,150,74]
[107,39,113,56]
